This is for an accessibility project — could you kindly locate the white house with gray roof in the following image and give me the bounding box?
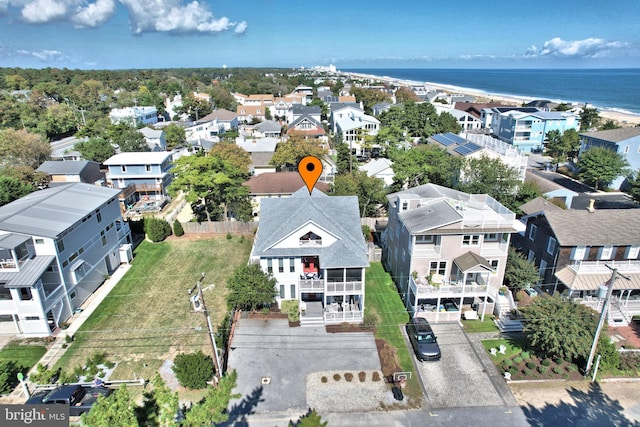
[383,183,525,322]
[0,183,131,336]
[250,188,369,326]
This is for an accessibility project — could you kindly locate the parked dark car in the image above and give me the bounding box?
[37,384,112,416]
[24,388,56,404]
[406,317,441,361]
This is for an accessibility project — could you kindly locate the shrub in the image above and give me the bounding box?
[321,376,327,383]
[28,363,59,385]
[361,311,379,331]
[145,217,172,242]
[173,219,184,237]
[554,358,564,365]
[226,232,232,240]
[538,365,548,374]
[513,356,523,364]
[502,359,513,367]
[526,361,536,369]
[344,372,353,382]
[541,359,552,366]
[372,372,381,382]
[172,351,215,389]
[0,360,22,393]
[508,367,518,375]
[261,307,270,315]
[523,368,532,376]
[64,334,74,344]
[358,371,366,382]
[553,366,563,375]
[333,373,341,381]
[521,351,531,360]
[567,364,578,372]
[281,299,299,322]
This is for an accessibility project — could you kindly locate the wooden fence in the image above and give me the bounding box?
[181,221,258,234]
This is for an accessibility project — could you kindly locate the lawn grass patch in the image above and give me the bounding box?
[0,340,48,370]
[461,315,499,333]
[54,237,252,380]
[365,263,421,404]
[481,338,527,364]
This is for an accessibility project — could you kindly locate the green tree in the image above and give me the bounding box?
[82,385,139,427]
[578,146,629,190]
[0,360,21,393]
[510,181,543,213]
[141,375,180,427]
[504,247,539,292]
[170,154,250,222]
[543,130,564,167]
[144,218,172,242]
[331,170,387,217]
[173,219,184,237]
[335,141,354,175]
[0,128,50,170]
[600,119,620,130]
[521,295,607,363]
[349,86,390,114]
[107,123,150,152]
[628,170,640,203]
[0,176,33,206]
[290,408,328,427]
[173,351,215,389]
[209,141,251,174]
[209,86,238,111]
[394,86,420,104]
[164,123,186,150]
[457,156,521,205]
[561,128,581,162]
[182,370,239,426]
[227,263,277,311]
[270,135,328,170]
[75,137,116,163]
[374,123,404,155]
[391,144,460,190]
[580,107,600,131]
[36,103,78,139]
[178,95,212,121]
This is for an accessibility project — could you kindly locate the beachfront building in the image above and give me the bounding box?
[381,183,525,323]
[249,188,369,326]
[485,107,580,152]
[0,183,131,336]
[579,127,640,190]
[109,106,158,126]
[331,105,380,157]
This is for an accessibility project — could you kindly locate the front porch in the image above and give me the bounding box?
[300,298,364,326]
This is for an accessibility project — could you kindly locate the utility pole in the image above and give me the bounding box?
[189,272,222,385]
[584,266,629,378]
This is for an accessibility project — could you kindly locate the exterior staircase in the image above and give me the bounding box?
[494,290,523,333]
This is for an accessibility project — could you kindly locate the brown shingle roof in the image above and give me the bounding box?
[544,209,640,246]
[243,172,329,195]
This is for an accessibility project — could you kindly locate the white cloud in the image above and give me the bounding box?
[17,48,65,60]
[21,0,71,23]
[119,0,241,34]
[526,37,628,58]
[72,0,116,28]
[235,20,247,35]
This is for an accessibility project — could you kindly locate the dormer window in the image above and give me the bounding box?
[300,232,322,246]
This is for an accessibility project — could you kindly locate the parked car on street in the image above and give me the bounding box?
[28,384,112,416]
[406,317,441,361]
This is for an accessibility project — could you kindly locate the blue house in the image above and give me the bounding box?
[104,152,173,210]
[491,108,580,152]
[579,127,640,189]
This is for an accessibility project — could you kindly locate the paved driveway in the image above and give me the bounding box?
[411,323,516,409]
[226,318,380,415]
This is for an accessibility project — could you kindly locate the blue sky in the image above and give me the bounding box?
[1,0,639,70]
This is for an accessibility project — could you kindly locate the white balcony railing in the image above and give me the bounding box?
[327,281,363,293]
[411,276,488,298]
[325,310,363,323]
[571,260,640,274]
[299,279,324,292]
[299,240,322,247]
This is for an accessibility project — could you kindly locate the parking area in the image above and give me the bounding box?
[412,323,516,408]
[226,318,381,414]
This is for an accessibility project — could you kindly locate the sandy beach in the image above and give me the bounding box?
[342,71,640,126]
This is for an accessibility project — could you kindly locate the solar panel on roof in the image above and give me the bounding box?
[453,142,482,156]
[432,134,456,146]
[444,132,468,144]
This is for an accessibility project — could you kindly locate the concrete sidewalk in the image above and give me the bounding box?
[7,263,132,401]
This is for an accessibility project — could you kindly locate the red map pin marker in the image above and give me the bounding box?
[298,156,323,195]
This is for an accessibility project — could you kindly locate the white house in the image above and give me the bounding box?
[109,106,158,126]
[0,184,132,336]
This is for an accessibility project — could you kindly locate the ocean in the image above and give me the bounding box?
[342,68,640,115]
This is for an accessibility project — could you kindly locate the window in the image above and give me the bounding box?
[146,165,152,172]
[290,284,296,299]
[547,237,557,255]
[571,246,587,260]
[528,250,535,262]
[289,258,295,273]
[279,284,285,299]
[401,201,408,211]
[624,145,630,153]
[19,288,33,300]
[462,235,480,246]
[415,235,435,244]
[56,238,65,253]
[267,259,273,274]
[278,258,284,273]
[102,236,107,246]
[96,211,102,223]
[73,263,87,283]
[121,165,127,173]
[627,246,640,259]
[70,292,76,299]
[539,259,547,278]
[529,224,537,241]
[25,316,40,321]
[35,239,44,244]
[429,261,446,276]
[600,246,614,260]
[484,233,500,242]
[490,260,499,272]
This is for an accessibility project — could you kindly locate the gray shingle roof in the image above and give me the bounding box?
[37,160,95,175]
[580,127,640,143]
[544,209,640,246]
[252,188,369,269]
[0,255,56,288]
[0,183,120,238]
[520,197,563,216]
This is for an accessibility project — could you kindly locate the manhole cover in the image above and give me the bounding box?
[261,377,271,385]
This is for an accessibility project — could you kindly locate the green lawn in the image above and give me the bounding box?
[0,340,47,370]
[481,338,528,364]
[462,316,499,333]
[54,235,252,380]
[365,262,421,404]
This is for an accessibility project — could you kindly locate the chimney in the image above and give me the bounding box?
[587,199,595,213]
